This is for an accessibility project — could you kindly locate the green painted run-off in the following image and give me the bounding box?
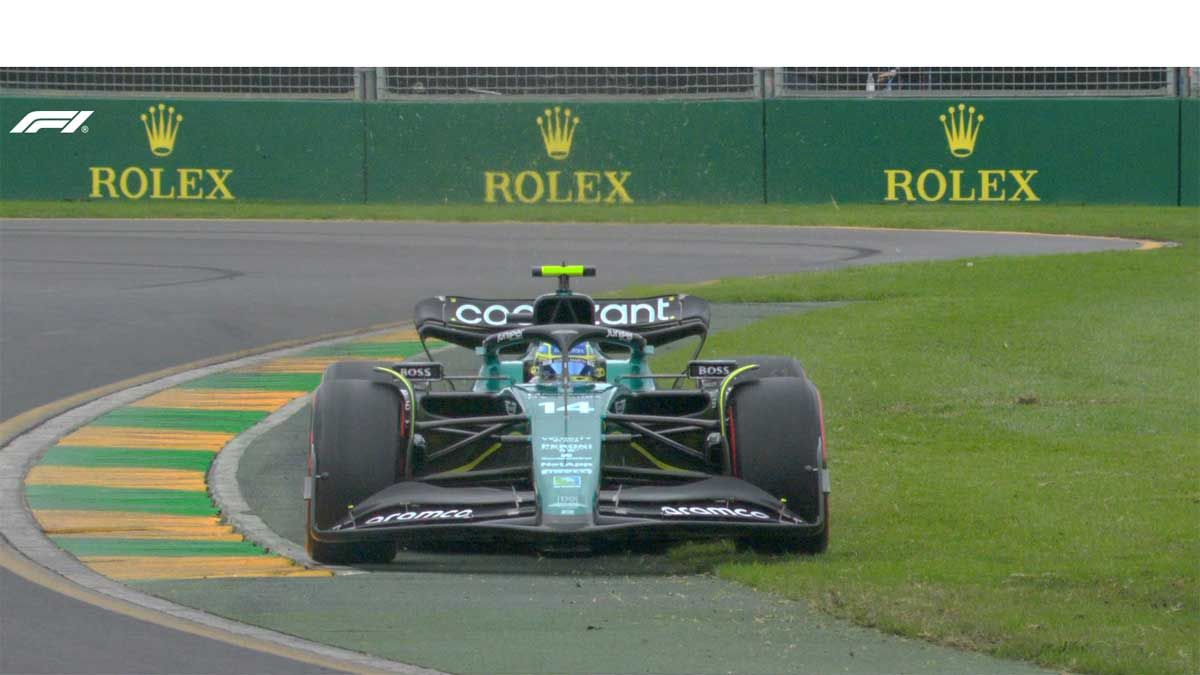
[180,372,322,391]
[300,341,426,358]
[90,408,267,434]
[26,485,218,516]
[40,446,215,472]
[51,537,267,558]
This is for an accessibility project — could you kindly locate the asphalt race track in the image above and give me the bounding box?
[0,219,1139,674]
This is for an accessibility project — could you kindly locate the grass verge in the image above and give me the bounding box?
[622,209,1197,675]
[0,199,1190,240]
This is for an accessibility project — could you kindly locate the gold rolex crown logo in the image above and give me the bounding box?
[939,103,984,158]
[141,103,183,157]
[536,106,580,160]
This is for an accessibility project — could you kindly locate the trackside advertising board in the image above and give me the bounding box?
[766,98,1181,205]
[364,100,765,204]
[2,96,1193,205]
[0,97,365,202]
[1181,100,1199,207]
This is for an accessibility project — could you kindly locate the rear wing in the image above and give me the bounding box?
[415,295,710,350]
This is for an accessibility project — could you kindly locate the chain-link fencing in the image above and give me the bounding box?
[379,67,759,98]
[0,67,1193,99]
[775,67,1176,97]
[0,67,358,98]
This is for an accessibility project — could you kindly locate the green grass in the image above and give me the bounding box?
[0,198,1190,241]
[622,209,1198,675]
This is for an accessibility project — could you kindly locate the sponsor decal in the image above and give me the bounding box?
[552,475,583,488]
[363,509,473,526]
[88,102,236,201]
[140,103,184,157]
[540,436,594,454]
[884,103,1039,203]
[454,302,534,326]
[10,110,93,134]
[541,466,594,475]
[604,327,636,342]
[393,363,444,380]
[688,360,737,378]
[940,103,984,158]
[538,435,596,475]
[537,106,580,160]
[660,506,771,520]
[492,327,526,343]
[596,298,674,326]
[484,105,634,205]
[450,298,677,328]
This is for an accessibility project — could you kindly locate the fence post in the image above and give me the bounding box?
[758,68,776,99]
[374,68,388,100]
[1180,68,1196,98]
[356,68,378,101]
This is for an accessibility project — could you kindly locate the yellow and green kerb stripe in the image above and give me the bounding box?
[25,330,428,581]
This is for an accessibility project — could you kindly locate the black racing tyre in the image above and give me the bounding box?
[726,355,806,380]
[728,375,828,554]
[320,360,394,384]
[306,379,402,565]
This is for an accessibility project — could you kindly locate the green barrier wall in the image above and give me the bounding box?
[365,100,764,204]
[765,99,1181,205]
[1181,100,1199,206]
[2,96,1195,206]
[0,97,365,202]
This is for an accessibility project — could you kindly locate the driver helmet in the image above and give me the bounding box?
[533,341,598,381]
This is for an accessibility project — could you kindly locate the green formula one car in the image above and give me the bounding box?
[305,265,829,563]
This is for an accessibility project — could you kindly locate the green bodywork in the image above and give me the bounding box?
[474,350,656,393]
[510,384,620,519]
[470,330,656,519]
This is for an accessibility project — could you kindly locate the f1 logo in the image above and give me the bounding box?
[9,110,94,134]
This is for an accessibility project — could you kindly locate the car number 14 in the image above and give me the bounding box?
[540,401,595,414]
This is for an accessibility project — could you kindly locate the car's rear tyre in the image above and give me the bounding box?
[728,375,828,554]
[306,378,402,565]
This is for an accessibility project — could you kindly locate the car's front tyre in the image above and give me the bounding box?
[306,378,403,565]
[728,374,828,554]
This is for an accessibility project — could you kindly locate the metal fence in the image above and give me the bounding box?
[776,67,1176,97]
[0,67,357,98]
[0,67,1193,99]
[380,67,758,98]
